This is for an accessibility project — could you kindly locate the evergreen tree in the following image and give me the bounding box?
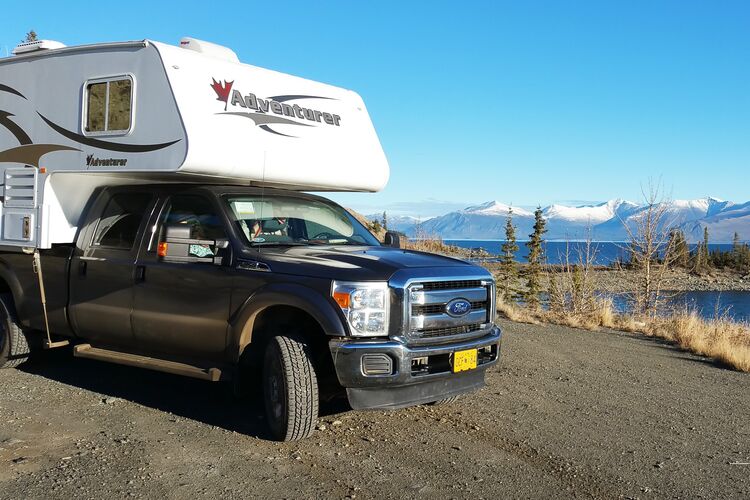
[732,232,741,267]
[382,211,388,231]
[23,30,38,43]
[498,209,519,299]
[523,206,547,309]
[668,229,689,268]
[702,227,710,264]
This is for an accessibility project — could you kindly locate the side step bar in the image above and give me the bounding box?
[73,344,223,382]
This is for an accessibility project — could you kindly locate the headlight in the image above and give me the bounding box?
[332,281,390,337]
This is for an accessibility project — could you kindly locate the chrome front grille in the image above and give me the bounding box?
[412,301,487,316]
[420,280,484,291]
[404,278,495,343]
[418,324,483,339]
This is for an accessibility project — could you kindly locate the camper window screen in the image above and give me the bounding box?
[85,77,132,133]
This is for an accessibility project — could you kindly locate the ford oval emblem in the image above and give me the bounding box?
[445,298,472,317]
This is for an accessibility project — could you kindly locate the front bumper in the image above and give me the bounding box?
[328,326,502,410]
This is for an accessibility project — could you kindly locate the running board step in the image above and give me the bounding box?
[73,344,222,382]
[43,339,70,349]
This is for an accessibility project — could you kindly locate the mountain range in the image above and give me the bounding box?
[368,197,750,243]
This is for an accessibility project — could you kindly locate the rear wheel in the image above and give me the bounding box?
[0,294,30,369]
[262,335,319,441]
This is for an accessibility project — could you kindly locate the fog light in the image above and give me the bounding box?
[361,354,393,376]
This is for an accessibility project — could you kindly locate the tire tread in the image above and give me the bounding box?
[272,335,319,441]
[0,294,31,369]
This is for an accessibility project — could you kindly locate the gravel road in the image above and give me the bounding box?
[1,320,748,499]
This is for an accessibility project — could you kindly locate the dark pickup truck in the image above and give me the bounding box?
[0,184,501,440]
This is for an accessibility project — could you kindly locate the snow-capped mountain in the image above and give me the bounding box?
[365,214,428,234]
[377,197,750,242]
[462,201,533,217]
[543,199,638,224]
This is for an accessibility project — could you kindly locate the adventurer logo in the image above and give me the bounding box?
[210,79,233,110]
[86,154,127,167]
[210,78,341,138]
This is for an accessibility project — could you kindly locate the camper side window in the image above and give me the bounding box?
[84,76,133,134]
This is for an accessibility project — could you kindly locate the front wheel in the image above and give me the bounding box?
[262,335,319,441]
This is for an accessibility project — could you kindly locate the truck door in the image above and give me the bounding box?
[132,193,234,362]
[69,190,156,346]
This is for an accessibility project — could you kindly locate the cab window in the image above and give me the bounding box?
[157,195,227,257]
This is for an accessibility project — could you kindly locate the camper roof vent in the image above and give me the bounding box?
[178,37,239,63]
[12,39,67,55]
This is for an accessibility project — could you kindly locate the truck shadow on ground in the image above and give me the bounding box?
[602,326,728,370]
[20,348,349,440]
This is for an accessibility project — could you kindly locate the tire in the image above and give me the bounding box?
[429,396,460,406]
[262,335,319,441]
[0,293,30,369]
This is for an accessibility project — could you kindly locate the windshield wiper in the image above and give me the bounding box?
[249,241,310,247]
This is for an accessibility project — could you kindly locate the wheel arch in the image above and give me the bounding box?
[229,283,347,363]
[0,258,26,316]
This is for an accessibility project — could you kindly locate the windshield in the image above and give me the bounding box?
[225,195,380,247]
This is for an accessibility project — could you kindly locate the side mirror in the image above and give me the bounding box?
[384,231,405,249]
[158,225,225,264]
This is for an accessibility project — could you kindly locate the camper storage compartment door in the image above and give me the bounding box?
[2,168,38,243]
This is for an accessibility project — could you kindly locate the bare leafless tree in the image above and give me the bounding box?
[548,227,599,316]
[618,180,679,314]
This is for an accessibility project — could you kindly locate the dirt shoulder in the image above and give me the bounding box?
[1,321,748,499]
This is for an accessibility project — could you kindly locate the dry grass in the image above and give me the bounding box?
[496,300,540,325]
[405,236,489,259]
[405,237,460,254]
[496,296,750,373]
[637,311,750,372]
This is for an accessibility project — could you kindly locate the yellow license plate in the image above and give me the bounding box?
[452,349,478,373]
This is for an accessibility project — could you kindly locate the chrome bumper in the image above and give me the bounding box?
[328,326,502,409]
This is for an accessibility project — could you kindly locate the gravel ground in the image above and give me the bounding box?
[1,320,748,499]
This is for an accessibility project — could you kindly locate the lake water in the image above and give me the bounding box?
[609,291,750,323]
[444,239,735,266]
[444,240,750,323]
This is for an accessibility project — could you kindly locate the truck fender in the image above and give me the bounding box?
[229,283,347,361]
[0,258,27,316]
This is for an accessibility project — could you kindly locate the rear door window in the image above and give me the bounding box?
[93,193,152,249]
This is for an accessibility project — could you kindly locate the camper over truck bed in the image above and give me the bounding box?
[0,37,388,248]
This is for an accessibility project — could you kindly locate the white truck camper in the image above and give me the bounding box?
[0,37,389,249]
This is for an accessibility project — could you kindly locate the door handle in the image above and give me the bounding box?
[78,260,87,276]
[135,265,146,283]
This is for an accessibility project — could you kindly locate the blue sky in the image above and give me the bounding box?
[2,1,748,217]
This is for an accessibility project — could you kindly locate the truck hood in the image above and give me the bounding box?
[241,245,482,281]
